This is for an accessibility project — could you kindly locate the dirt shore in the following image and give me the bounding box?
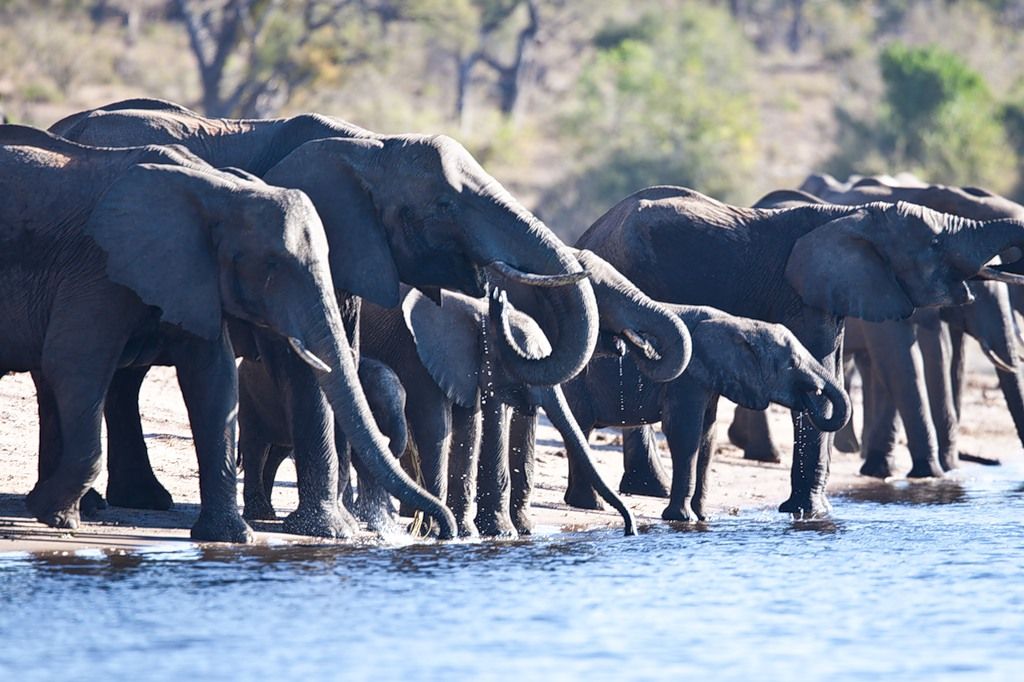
[1,342,1019,555]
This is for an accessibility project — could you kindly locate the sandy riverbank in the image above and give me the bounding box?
[1,342,1020,555]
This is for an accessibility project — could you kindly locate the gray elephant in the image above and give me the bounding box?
[49,99,599,537]
[399,287,638,536]
[563,305,849,522]
[0,124,399,542]
[731,181,1024,479]
[574,185,1024,517]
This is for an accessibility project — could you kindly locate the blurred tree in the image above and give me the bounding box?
[175,0,393,117]
[541,3,760,238]
[829,43,1016,192]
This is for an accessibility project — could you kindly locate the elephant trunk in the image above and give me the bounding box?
[473,229,599,387]
[299,302,457,539]
[539,385,636,536]
[573,249,691,383]
[799,369,851,432]
[946,218,1024,282]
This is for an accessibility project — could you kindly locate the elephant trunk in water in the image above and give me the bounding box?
[539,385,637,536]
[298,300,457,539]
[798,369,850,433]
[473,227,600,388]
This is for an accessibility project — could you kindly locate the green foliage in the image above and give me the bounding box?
[829,43,1016,193]
[543,4,759,239]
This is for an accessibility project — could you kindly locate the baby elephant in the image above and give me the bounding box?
[563,306,849,522]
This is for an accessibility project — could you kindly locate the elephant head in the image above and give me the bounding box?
[683,313,850,432]
[262,135,599,388]
[85,162,456,537]
[784,201,1024,322]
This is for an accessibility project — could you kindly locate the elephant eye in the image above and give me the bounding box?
[930,236,941,248]
[436,197,457,215]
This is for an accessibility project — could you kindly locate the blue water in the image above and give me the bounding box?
[1,467,1022,681]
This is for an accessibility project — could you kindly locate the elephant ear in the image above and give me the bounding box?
[85,163,224,340]
[688,318,769,410]
[402,289,482,408]
[263,137,400,308]
[785,209,913,322]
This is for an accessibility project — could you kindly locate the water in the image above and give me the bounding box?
[2,468,1022,681]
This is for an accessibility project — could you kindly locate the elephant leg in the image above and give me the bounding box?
[833,355,861,454]
[779,347,840,517]
[351,450,396,532]
[475,395,516,538]
[619,424,671,498]
[661,383,712,522]
[863,320,943,479]
[918,315,959,471]
[950,326,965,420]
[859,353,899,478]
[729,406,781,463]
[240,428,275,522]
[564,434,604,510]
[336,423,354,511]
[276,352,357,539]
[25,301,138,529]
[448,403,481,538]
[104,366,173,510]
[691,397,719,521]
[169,331,252,543]
[509,409,537,535]
[32,372,106,516]
[263,445,292,502]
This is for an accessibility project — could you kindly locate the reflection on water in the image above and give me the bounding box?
[841,478,969,505]
[1,467,1022,681]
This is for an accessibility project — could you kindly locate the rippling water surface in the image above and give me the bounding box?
[2,467,1022,681]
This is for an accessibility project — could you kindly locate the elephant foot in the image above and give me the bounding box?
[242,494,277,522]
[190,510,254,544]
[454,514,479,538]
[106,475,173,511]
[512,507,533,536]
[938,451,960,472]
[80,488,108,516]
[907,460,945,479]
[742,445,782,464]
[859,453,895,479]
[833,425,860,454]
[778,491,831,518]
[661,500,698,523]
[354,492,397,534]
[474,508,518,539]
[26,483,81,529]
[563,482,605,511]
[283,503,358,539]
[618,468,670,499]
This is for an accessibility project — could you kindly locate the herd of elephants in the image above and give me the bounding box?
[2,98,1024,544]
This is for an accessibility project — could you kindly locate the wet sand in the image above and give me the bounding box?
[1,343,1019,554]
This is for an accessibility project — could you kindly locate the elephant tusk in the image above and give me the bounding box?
[978,266,1024,286]
[487,260,589,287]
[622,328,662,361]
[288,337,332,373]
[980,343,1016,373]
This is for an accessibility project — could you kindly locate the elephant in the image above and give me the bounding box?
[241,356,408,525]
[561,305,849,522]
[48,99,599,536]
[730,182,1024,479]
[0,124,429,541]
[574,185,1024,517]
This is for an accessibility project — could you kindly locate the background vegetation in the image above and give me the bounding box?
[4,0,1024,239]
